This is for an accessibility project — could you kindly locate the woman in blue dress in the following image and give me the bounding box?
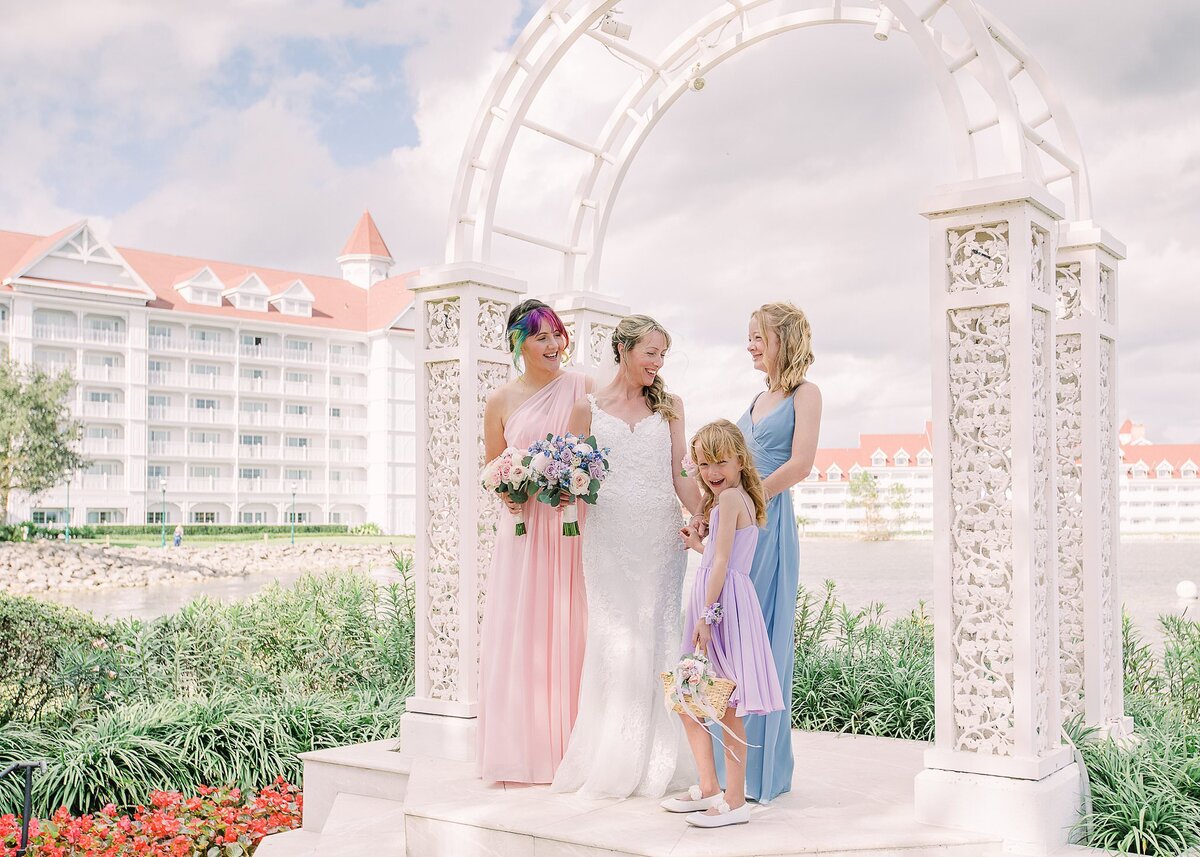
[712,301,821,802]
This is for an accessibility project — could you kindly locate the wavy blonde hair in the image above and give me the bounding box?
[752,302,815,393]
[611,315,681,422]
[690,420,766,526]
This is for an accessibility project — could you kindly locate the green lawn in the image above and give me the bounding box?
[74,533,415,548]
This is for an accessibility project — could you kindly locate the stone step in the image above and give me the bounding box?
[257,794,407,856]
[297,738,410,832]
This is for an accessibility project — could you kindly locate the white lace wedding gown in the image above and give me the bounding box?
[550,395,694,798]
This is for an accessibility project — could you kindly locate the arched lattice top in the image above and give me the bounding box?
[447,0,1091,292]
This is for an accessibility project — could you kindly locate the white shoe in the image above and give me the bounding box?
[660,785,724,813]
[685,799,751,828]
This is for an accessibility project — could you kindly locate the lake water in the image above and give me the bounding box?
[39,539,1200,645]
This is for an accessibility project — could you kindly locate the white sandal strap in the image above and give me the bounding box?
[687,785,703,801]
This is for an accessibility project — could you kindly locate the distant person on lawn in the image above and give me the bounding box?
[174,524,184,547]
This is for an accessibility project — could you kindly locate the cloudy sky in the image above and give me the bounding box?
[3,0,1197,446]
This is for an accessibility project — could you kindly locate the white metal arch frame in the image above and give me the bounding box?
[446,0,1093,292]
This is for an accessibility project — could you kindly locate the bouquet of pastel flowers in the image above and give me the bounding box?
[481,447,536,535]
[525,432,611,536]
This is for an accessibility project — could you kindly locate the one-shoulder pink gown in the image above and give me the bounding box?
[477,371,588,783]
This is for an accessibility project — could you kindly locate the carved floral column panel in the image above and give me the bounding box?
[406,265,522,719]
[923,182,1073,781]
[1057,222,1130,734]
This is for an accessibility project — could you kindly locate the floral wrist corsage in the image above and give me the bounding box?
[702,602,724,626]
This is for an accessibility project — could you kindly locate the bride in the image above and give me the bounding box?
[551,315,705,799]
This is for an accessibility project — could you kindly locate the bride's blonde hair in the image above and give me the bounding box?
[611,315,681,422]
[690,420,766,526]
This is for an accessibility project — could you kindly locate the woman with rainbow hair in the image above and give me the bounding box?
[478,298,593,784]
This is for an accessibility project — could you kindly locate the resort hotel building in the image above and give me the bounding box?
[796,421,1200,536]
[0,215,417,534]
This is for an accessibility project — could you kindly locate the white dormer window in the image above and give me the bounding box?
[870,450,887,467]
[848,464,863,477]
[1131,462,1149,479]
[827,465,843,481]
[806,467,820,482]
[223,274,270,312]
[268,279,315,318]
[173,267,224,306]
[1182,462,1198,479]
[1156,462,1174,480]
[894,448,910,467]
[917,450,932,467]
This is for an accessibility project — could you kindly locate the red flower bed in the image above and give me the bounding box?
[0,778,302,857]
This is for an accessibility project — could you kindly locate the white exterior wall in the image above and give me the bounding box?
[2,293,416,534]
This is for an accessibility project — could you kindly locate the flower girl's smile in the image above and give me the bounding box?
[696,456,740,494]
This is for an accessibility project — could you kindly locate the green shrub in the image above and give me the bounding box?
[349,522,382,536]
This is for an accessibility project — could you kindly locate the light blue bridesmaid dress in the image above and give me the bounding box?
[714,388,801,802]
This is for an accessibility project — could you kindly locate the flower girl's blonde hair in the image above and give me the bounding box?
[690,420,766,527]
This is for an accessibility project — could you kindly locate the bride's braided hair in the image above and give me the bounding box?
[611,315,681,422]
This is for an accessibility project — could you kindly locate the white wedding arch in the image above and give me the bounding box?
[400,2,1128,848]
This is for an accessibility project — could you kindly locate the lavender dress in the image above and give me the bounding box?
[681,494,784,717]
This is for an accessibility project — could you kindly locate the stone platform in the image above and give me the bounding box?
[403,732,1004,857]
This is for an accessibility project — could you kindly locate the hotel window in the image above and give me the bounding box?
[87,510,119,524]
[917,451,932,466]
[1157,464,1174,479]
[240,510,267,524]
[895,452,910,466]
[285,370,311,383]
[191,465,221,478]
[240,434,265,446]
[192,398,218,410]
[146,511,165,525]
[285,404,312,415]
[84,353,117,366]
[239,467,266,479]
[149,430,171,443]
[190,431,220,444]
[147,465,170,478]
[87,391,115,403]
[286,339,312,353]
[190,364,219,376]
[88,317,120,332]
[242,333,265,347]
[148,359,169,374]
[330,407,342,418]
[871,452,887,467]
[1183,465,1198,479]
[240,367,267,379]
[87,426,117,438]
[192,511,217,524]
[149,324,171,338]
[285,469,312,481]
[191,329,218,342]
[241,401,267,413]
[149,394,170,408]
[286,437,311,448]
[286,511,311,524]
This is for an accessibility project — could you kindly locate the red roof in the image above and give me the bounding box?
[0,223,413,333]
[339,211,392,260]
[1122,443,1200,478]
[810,424,934,481]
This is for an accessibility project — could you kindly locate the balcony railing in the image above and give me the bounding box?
[148,440,187,456]
[329,351,368,368]
[80,365,127,383]
[329,481,367,495]
[329,448,367,464]
[189,442,235,458]
[189,338,234,356]
[281,447,315,461]
[82,437,125,454]
[238,445,272,459]
[281,381,324,397]
[187,373,236,391]
[148,406,188,422]
[239,344,283,360]
[238,377,273,393]
[277,479,324,493]
[80,401,126,419]
[281,413,320,428]
[188,408,233,425]
[328,417,367,433]
[80,474,123,490]
[149,335,188,353]
[80,327,127,345]
[188,477,235,493]
[147,371,187,387]
[33,324,80,343]
[283,348,326,364]
[238,411,271,426]
[146,477,187,492]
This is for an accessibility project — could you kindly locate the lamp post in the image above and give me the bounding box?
[159,478,167,548]
[65,477,71,543]
[290,482,297,545]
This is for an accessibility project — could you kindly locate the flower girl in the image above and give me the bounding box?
[660,419,784,828]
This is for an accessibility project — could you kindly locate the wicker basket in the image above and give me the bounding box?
[660,669,736,722]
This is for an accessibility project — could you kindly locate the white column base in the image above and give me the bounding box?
[914,764,1084,855]
[397,710,478,768]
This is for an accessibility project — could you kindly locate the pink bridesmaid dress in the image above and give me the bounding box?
[477,371,589,783]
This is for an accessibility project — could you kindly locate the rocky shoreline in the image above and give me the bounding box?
[0,541,409,595]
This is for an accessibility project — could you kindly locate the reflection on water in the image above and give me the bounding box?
[37,540,1200,646]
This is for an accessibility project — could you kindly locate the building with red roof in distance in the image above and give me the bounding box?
[797,421,1200,536]
[0,214,418,533]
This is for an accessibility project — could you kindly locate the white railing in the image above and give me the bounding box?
[329,417,367,433]
[238,444,271,459]
[82,437,124,454]
[149,334,187,353]
[80,474,123,490]
[188,408,233,425]
[238,410,271,426]
[188,477,234,493]
[278,480,323,493]
[80,364,127,382]
[281,447,315,461]
[283,347,326,364]
[329,351,368,368]
[146,477,187,492]
[81,327,127,345]
[189,338,234,356]
[188,373,236,391]
[282,381,324,396]
[80,401,126,419]
[239,377,271,393]
[330,384,368,400]
[189,442,235,458]
[329,481,367,495]
[239,344,284,360]
[281,413,317,428]
[329,448,367,464]
[41,361,76,376]
[33,324,80,343]
[147,371,187,387]
[148,406,188,422]
[148,440,187,456]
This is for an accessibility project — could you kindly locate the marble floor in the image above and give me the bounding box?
[403,731,1004,857]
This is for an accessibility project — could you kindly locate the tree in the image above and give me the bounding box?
[888,482,913,533]
[847,470,890,541]
[0,359,90,524]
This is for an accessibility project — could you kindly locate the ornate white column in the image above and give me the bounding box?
[915,179,1080,849]
[545,291,629,373]
[399,263,522,763]
[1055,221,1131,735]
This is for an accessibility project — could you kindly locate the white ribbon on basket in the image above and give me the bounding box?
[664,646,757,763]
